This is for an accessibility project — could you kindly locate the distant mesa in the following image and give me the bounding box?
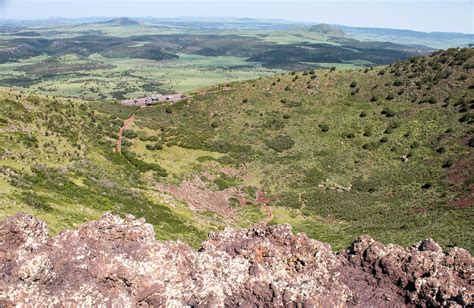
[308,23,345,37]
[103,17,141,26]
[13,31,41,37]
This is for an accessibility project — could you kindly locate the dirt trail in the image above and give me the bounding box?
[116,115,135,154]
[261,205,274,224]
[256,189,275,224]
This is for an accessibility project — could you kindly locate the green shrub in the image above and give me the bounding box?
[352,178,377,192]
[362,143,377,150]
[303,167,326,186]
[459,113,474,124]
[319,124,330,132]
[146,143,163,151]
[276,192,302,209]
[122,151,167,177]
[196,156,216,162]
[214,174,239,191]
[350,81,357,88]
[148,136,160,142]
[20,191,52,212]
[381,107,396,117]
[427,96,438,104]
[211,120,220,128]
[393,79,403,86]
[123,130,138,139]
[345,132,356,139]
[442,160,453,168]
[385,122,400,134]
[286,100,302,108]
[265,135,295,152]
[422,183,432,189]
[217,155,234,165]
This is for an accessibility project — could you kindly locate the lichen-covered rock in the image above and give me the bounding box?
[0,213,472,307]
[342,235,473,307]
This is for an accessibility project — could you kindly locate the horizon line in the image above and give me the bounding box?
[1,16,473,35]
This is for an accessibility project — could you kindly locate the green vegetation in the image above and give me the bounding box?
[0,47,472,254]
[265,135,295,152]
[0,19,433,99]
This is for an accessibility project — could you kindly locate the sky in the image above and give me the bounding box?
[0,0,473,34]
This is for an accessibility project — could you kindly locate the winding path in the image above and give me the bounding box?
[116,115,135,154]
[261,205,274,224]
[256,189,275,224]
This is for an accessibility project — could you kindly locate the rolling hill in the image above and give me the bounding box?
[308,23,345,37]
[102,17,141,26]
[0,48,472,252]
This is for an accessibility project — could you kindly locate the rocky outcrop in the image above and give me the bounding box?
[0,213,472,307]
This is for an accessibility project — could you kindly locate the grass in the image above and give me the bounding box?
[126,48,473,251]
[269,207,353,251]
[0,53,281,99]
[0,22,428,100]
[131,141,224,177]
[0,48,472,253]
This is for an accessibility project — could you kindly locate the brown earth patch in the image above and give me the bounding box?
[449,197,474,209]
[411,207,429,213]
[116,115,135,154]
[156,176,278,223]
[156,177,237,217]
[445,154,474,208]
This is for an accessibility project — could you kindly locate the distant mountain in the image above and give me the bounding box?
[102,17,140,26]
[308,23,345,37]
[339,25,474,49]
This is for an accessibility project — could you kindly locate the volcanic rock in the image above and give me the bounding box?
[0,213,472,307]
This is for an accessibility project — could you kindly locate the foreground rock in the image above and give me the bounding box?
[0,213,472,307]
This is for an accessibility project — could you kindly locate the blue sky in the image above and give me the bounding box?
[0,0,473,34]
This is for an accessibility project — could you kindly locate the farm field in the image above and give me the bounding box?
[0,52,281,99]
[0,18,438,99]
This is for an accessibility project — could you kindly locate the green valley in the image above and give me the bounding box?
[1,47,472,252]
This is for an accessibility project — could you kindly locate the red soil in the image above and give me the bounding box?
[445,154,474,208]
[116,115,135,154]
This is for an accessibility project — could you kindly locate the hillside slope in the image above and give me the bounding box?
[0,48,472,252]
[0,89,236,247]
[129,47,473,250]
